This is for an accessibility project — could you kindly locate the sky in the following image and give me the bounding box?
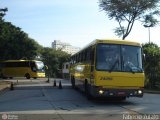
[1,0,160,48]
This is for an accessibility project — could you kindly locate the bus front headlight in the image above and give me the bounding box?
[138,90,142,94]
[99,90,104,95]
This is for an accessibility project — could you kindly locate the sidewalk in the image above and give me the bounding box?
[144,89,160,94]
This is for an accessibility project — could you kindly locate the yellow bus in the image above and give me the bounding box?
[0,60,46,79]
[70,39,144,100]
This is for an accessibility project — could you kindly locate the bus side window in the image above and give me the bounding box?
[91,47,95,72]
[85,48,91,62]
[30,62,36,72]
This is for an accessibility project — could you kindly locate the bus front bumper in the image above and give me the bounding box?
[89,86,144,98]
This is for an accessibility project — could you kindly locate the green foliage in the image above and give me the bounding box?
[40,47,70,77]
[143,13,159,27]
[0,8,42,60]
[114,27,126,38]
[99,0,160,40]
[143,43,160,88]
[0,8,8,19]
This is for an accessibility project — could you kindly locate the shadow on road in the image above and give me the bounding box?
[0,82,139,114]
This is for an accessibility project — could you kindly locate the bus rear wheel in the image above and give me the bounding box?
[1,74,7,79]
[85,80,93,100]
[25,73,30,79]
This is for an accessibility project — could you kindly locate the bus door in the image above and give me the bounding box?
[90,46,95,84]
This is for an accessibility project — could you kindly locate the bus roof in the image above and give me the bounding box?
[0,60,42,63]
[72,39,141,56]
[95,39,141,46]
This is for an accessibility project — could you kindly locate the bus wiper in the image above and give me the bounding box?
[130,66,143,73]
[109,60,119,73]
[130,67,135,74]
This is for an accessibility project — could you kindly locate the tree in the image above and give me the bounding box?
[0,7,8,33]
[40,48,70,78]
[99,0,160,40]
[0,21,41,60]
[0,7,8,20]
[143,43,160,88]
[0,8,42,60]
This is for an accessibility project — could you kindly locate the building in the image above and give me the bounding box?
[52,40,80,55]
[62,62,70,79]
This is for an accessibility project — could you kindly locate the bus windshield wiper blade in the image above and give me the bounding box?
[130,66,143,73]
[109,60,118,73]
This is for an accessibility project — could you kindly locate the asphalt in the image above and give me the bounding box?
[0,78,160,95]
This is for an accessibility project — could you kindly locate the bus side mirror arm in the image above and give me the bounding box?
[143,54,145,61]
[143,54,145,58]
[45,65,48,70]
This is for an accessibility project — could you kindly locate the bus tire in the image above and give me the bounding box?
[0,73,2,78]
[25,73,30,79]
[33,77,37,79]
[2,74,7,79]
[71,76,75,89]
[85,79,93,100]
[2,77,7,79]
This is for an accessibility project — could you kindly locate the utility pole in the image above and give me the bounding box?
[144,23,154,44]
[148,27,151,43]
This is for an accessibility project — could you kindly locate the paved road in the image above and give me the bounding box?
[0,78,160,120]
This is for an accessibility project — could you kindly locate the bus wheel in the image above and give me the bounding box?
[71,76,75,89]
[9,77,13,79]
[0,73,2,78]
[33,77,37,79]
[2,74,7,79]
[25,73,30,79]
[85,80,93,100]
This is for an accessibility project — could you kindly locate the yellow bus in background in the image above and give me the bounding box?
[0,60,46,79]
[70,39,144,100]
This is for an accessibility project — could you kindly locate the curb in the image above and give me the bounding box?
[144,90,160,94]
[0,81,12,95]
[0,87,10,95]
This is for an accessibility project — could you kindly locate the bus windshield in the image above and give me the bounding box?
[35,61,45,72]
[96,44,143,73]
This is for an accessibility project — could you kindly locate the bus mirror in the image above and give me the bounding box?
[143,54,145,61]
[143,54,145,58]
[45,65,48,70]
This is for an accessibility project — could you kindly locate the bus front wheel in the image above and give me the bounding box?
[25,73,30,79]
[1,74,7,79]
[85,80,93,100]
